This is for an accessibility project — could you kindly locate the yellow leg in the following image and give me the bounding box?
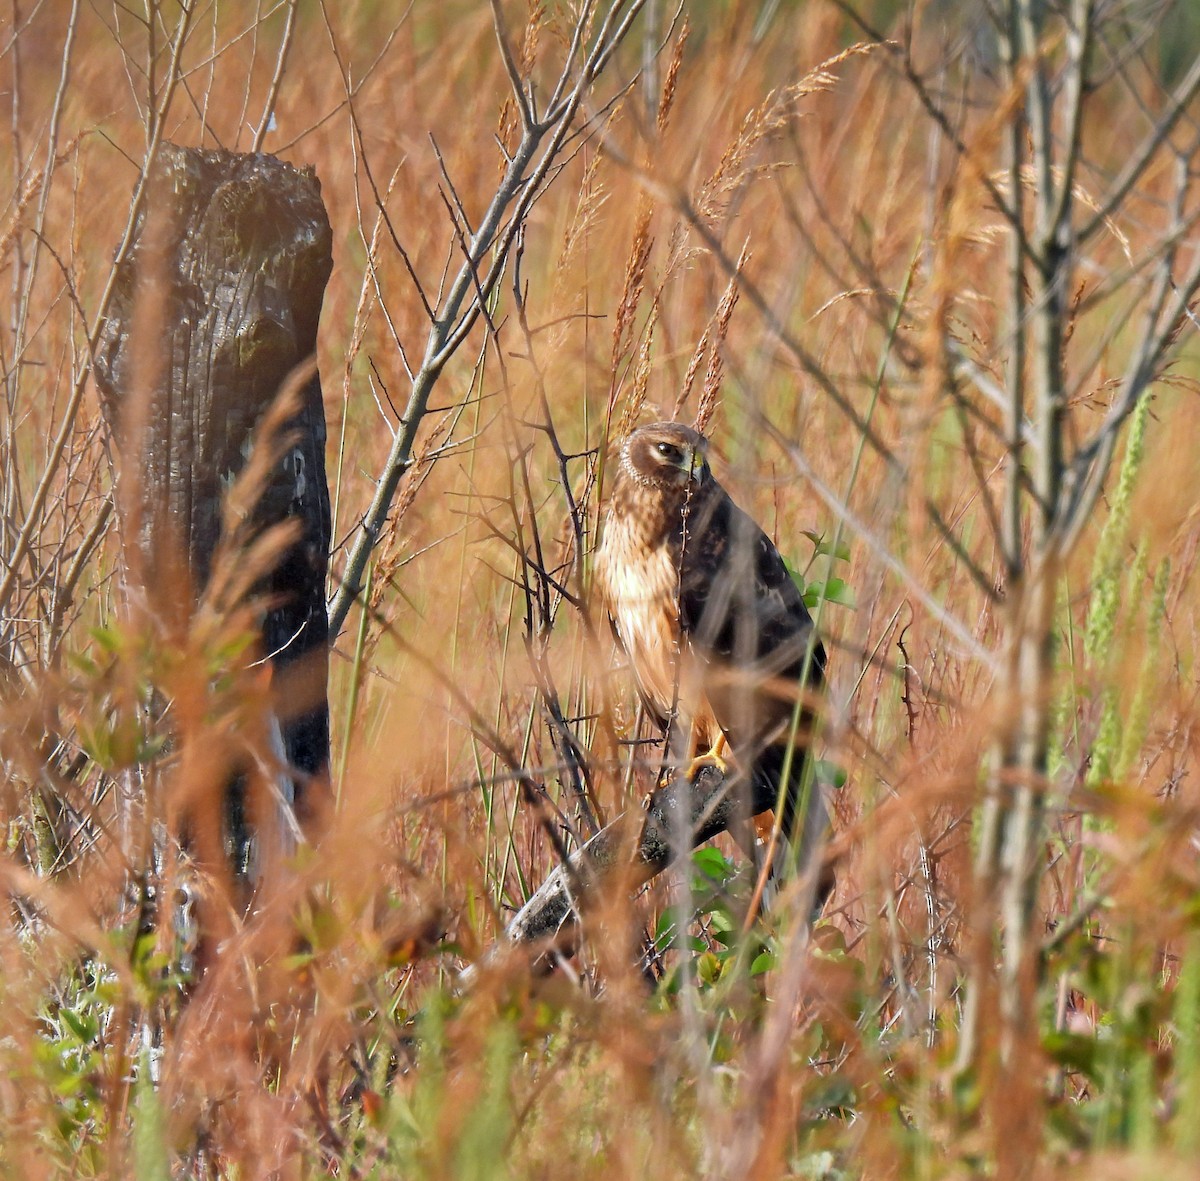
[686,732,731,780]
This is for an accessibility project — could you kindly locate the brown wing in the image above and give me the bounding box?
[676,482,825,782]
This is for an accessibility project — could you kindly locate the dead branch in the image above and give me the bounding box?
[499,761,814,947]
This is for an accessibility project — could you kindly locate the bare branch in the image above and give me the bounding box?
[327,0,647,637]
[1077,49,1200,244]
[490,0,533,132]
[250,0,298,152]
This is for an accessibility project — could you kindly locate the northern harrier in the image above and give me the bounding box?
[593,421,826,868]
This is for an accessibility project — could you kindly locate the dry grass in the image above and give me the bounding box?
[2,1,1200,1177]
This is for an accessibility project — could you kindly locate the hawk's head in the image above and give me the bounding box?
[621,422,710,491]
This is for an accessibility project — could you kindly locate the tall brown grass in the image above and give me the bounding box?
[1,1,1199,1177]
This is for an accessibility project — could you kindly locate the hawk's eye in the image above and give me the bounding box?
[655,441,684,464]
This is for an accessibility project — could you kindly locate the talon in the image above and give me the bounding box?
[686,735,731,780]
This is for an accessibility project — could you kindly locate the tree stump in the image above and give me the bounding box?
[93,143,334,873]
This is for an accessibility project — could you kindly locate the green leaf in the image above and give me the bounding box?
[750,950,777,975]
[800,530,851,562]
[89,625,122,654]
[60,1007,97,1045]
[707,908,735,935]
[1043,1031,1100,1081]
[697,951,722,985]
[803,577,857,611]
[653,909,677,943]
[692,846,735,882]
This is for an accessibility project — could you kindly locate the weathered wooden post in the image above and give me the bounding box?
[93,143,333,881]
